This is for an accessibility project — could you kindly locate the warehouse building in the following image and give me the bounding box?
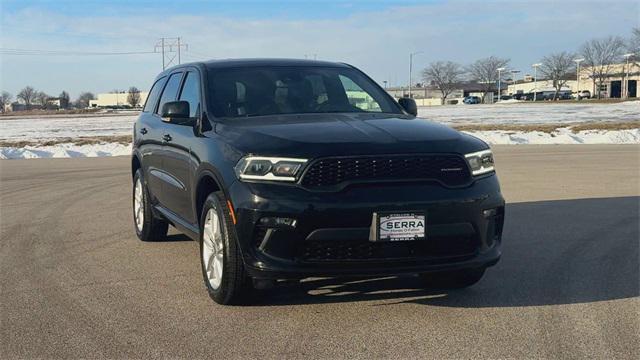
[579,62,639,98]
[89,91,149,108]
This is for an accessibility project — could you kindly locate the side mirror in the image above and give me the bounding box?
[398,97,417,116]
[161,101,193,125]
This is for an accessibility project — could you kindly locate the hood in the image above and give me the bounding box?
[215,113,487,158]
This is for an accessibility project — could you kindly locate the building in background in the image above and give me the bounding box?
[579,62,639,98]
[386,82,495,106]
[506,80,578,95]
[89,92,149,108]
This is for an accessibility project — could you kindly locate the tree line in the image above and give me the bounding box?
[422,28,639,104]
[0,86,142,112]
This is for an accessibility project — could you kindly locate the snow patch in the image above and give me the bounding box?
[465,128,640,145]
[0,143,132,159]
[418,100,640,125]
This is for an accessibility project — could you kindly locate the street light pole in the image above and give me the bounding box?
[409,51,423,98]
[623,53,633,98]
[510,70,520,96]
[574,58,584,99]
[532,63,542,101]
[497,67,506,102]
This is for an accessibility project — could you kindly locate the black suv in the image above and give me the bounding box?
[132,59,505,305]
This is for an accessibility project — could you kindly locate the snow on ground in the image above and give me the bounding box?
[465,128,640,145]
[0,102,638,159]
[0,114,137,142]
[418,100,640,125]
[0,143,131,159]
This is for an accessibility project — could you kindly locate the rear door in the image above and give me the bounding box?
[162,69,201,224]
[137,76,167,203]
[151,71,184,208]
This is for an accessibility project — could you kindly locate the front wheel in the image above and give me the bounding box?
[419,268,486,289]
[200,192,251,305]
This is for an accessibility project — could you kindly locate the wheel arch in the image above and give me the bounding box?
[131,153,142,179]
[194,168,228,227]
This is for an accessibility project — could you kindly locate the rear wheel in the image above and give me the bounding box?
[419,268,486,289]
[133,169,168,241]
[200,192,251,305]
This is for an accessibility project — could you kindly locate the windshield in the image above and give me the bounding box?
[208,66,401,118]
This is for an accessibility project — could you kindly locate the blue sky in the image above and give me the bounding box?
[1,0,638,98]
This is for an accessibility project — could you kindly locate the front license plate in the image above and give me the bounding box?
[372,212,426,242]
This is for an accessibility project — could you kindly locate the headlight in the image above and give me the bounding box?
[234,156,307,182]
[465,149,495,176]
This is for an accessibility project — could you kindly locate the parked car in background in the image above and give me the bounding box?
[463,96,481,104]
[574,90,591,100]
[131,58,505,305]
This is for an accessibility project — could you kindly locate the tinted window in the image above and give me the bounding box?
[156,72,183,115]
[339,74,382,112]
[208,67,400,118]
[179,72,201,117]
[142,77,166,113]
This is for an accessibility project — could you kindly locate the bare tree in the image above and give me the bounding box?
[17,86,37,107]
[76,92,96,108]
[580,36,625,98]
[0,91,12,112]
[540,51,576,100]
[59,91,70,109]
[35,91,50,109]
[422,61,465,104]
[467,56,510,103]
[628,27,640,66]
[127,86,141,108]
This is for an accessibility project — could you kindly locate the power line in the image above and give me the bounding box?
[154,37,188,70]
[0,48,155,56]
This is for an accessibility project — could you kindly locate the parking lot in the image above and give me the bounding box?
[1,145,638,358]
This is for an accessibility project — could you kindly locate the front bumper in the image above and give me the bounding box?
[228,175,505,280]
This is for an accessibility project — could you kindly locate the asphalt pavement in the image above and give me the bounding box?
[1,145,638,359]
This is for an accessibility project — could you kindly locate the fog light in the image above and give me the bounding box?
[483,208,497,218]
[259,217,297,228]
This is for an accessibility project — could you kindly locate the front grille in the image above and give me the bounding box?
[300,237,476,262]
[300,154,471,189]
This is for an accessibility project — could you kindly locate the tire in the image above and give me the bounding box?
[133,169,168,241]
[419,268,486,289]
[199,191,251,305]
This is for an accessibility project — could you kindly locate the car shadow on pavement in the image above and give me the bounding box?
[251,196,640,307]
[162,233,193,242]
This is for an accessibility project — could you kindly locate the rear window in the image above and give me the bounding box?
[142,77,166,113]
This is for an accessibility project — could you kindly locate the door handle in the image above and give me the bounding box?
[139,128,148,135]
[163,134,172,142]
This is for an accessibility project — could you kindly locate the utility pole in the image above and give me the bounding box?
[497,67,506,102]
[409,51,423,98]
[532,63,542,101]
[623,53,634,98]
[155,37,189,70]
[574,58,584,99]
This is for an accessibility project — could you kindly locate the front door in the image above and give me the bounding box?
[610,80,622,98]
[162,70,202,225]
[628,80,637,98]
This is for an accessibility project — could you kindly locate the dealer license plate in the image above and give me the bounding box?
[371,212,426,242]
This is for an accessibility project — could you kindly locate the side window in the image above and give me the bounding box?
[156,72,183,115]
[339,74,382,112]
[142,77,166,113]
[178,72,201,117]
